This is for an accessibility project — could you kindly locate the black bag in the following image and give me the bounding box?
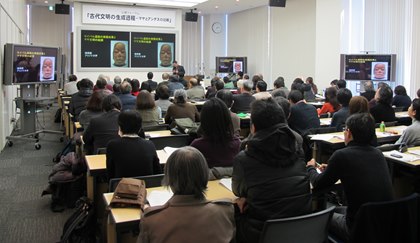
[53,140,75,163]
[55,108,62,123]
[59,197,96,243]
[170,118,200,135]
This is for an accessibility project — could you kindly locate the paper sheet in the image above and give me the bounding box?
[147,190,173,207]
[163,146,179,156]
[219,178,233,192]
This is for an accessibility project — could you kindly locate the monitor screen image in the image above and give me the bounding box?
[340,54,396,81]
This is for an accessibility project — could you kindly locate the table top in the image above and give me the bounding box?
[103,180,236,224]
[86,150,169,175]
[383,146,420,168]
[145,130,172,138]
[310,125,407,144]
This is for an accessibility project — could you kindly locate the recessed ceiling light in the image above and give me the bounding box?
[44,0,48,3]
[215,5,219,9]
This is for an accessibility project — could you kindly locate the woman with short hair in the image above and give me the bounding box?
[136,90,161,127]
[78,91,106,129]
[137,147,235,243]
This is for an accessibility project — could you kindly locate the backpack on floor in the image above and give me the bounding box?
[59,197,96,243]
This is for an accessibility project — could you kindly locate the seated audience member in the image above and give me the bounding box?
[69,78,94,121]
[231,80,256,113]
[112,83,121,95]
[191,98,240,169]
[307,113,393,241]
[349,96,370,115]
[205,77,220,99]
[153,73,170,101]
[274,96,291,120]
[395,98,420,146]
[78,91,106,129]
[331,88,353,131]
[165,89,200,124]
[288,90,320,135]
[94,77,113,95]
[114,75,122,85]
[253,80,271,100]
[318,87,341,116]
[306,77,318,95]
[216,90,241,135]
[186,78,205,100]
[64,74,78,95]
[330,79,338,89]
[83,94,121,155]
[117,81,136,111]
[251,74,263,91]
[271,76,289,98]
[178,73,188,88]
[154,85,172,116]
[130,79,140,96]
[233,99,312,243]
[167,75,184,97]
[369,82,389,108]
[106,110,161,180]
[337,79,347,89]
[370,86,396,123]
[223,76,235,89]
[392,85,412,111]
[137,146,235,243]
[140,72,158,93]
[361,80,375,101]
[136,90,161,127]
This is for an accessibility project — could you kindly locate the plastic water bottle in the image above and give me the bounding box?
[379,121,386,132]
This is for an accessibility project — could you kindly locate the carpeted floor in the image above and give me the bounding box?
[0,103,74,243]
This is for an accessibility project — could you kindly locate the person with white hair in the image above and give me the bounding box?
[165,89,200,124]
[231,80,256,113]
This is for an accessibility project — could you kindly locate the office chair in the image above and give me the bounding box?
[259,206,336,243]
[350,193,419,243]
[109,174,165,192]
[149,134,190,150]
[96,147,107,155]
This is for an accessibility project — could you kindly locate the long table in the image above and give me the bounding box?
[104,180,236,243]
[86,150,169,201]
[311,125,407,162]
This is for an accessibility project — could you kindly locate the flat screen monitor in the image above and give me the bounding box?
[3,43,61,85]
[216,57,247,73]
[340,54,396,81]
[80,29,176,69]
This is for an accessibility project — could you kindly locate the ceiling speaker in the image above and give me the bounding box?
[185,12,198,22]
[55,4,70,15]
[269,0,286,7]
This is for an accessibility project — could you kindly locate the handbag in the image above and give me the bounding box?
[110,178,147,210]
[170,118,200,135]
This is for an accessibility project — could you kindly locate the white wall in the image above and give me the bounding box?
[0,0,27,150]
[73,2,183,82]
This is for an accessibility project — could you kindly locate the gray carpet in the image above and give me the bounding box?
[0,103,75,243]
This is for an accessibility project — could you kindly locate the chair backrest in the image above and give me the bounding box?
[108,174,165,192]
[96,147,107,154]
[143,124,169,132]
[149,134,190,150]
[351,193,419,243]
[259,206,336,243]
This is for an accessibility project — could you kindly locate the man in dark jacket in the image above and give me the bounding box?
[140,72,158,92]
[117,81,136,111]
[288,90,320,135]
[231,80,256,113]
[307,113,393,241]
[232,98,312,243]
[69,78,93,121]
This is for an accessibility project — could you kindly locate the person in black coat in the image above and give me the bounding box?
[392,85,412,111]
[370,86,396,123]
[106,110,161,180]
[140,72,158,92]
[307,113,393,241]
[172,60,185,76]
[233,99,312,243]
[83,94,121,155]
[231,80,256,113]
[69,78,93,121]
[288,90,320,135]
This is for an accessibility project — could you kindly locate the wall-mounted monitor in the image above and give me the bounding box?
[216,57,247,74]
[3,43,61,85]
[340,54,396,81]
[80,29,176,69]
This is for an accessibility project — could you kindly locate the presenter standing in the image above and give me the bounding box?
[172,60,185,76]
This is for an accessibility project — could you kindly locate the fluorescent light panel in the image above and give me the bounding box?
[103,0,207,8]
